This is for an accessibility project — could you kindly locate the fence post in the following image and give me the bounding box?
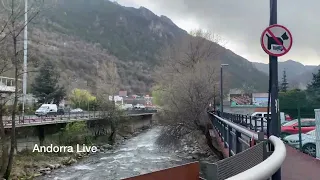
[235,131,241,153]
[254,117,258,131]
[219,121,223,143]
[245,116,248,127]
[223,123,227,148]
[315,109,320,159]
[228,126,232,156]
[261,117,264,133]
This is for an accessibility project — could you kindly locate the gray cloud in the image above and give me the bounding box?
[117,0,320,65]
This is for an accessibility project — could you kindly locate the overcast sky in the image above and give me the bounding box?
[114,0,320,66]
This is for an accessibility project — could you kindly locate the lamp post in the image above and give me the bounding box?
[22,0,28,118]
[220,64,229,117]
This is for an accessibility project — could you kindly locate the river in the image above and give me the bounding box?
[37,127,194,180]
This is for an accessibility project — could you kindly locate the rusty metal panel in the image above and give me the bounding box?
[122,162,200,180]
[215,142,265,180]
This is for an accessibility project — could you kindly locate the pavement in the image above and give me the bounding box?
[282,145,320,180]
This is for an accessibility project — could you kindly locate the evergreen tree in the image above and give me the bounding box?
[31,60,66,105]
[280,69,289,92]
[306,69,320,103]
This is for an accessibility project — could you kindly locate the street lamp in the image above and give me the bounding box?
[22,0,28,118]
[220,64,229,117]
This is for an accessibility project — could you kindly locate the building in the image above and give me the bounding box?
[224,92,269,115]
[109,95,124,105]
[119,90,127,97]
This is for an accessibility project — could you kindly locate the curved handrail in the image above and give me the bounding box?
[212,113,259,140]
[226,135,286,180]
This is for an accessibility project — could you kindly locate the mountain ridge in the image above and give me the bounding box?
[4,0,270,93]
[253,60,319,89]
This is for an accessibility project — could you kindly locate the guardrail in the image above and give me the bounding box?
[3,109,157,128]
[209,112,259,156]
[208,112,286,180]
[217,111,269,134]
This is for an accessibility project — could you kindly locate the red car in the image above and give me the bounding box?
[281,118,315,138]
[285,114,292,121]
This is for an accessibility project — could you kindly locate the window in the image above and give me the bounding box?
[252,114,262,120]
[263,114,271,117]
[282,120,298,126]
[301,121,315,127]
[306,130,316,136]
[263,114,271,120]
[308,121,316,126]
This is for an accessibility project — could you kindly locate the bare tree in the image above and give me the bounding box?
[0,0,54,178]
[0,27,15,177]
[94,60,123,144]
[155,29,225,147]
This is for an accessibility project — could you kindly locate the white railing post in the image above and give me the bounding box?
[315,109,320,159]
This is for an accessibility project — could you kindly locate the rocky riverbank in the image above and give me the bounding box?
[9,129,148,180]
[176,130,219,162]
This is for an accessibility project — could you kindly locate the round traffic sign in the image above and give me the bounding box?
[260,24,293,57]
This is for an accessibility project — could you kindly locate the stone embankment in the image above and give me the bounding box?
[177,130,219,162]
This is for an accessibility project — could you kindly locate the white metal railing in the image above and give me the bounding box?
[226,135,286,180]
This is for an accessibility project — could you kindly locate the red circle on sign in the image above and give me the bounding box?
[260,24,293,57]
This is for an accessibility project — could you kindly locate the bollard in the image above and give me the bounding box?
[315,109,320,160]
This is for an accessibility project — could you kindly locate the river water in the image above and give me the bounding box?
[38,127,193,180]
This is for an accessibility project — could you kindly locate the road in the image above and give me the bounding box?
[3,110,157,128]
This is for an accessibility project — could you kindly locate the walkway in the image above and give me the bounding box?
[282,145,320,180]
[214,112,320,180]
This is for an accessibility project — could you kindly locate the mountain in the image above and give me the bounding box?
[5,0,269,94]
[291,65,320,89]
[253,60,318,88]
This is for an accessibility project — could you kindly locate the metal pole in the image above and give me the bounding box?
[269,0,281,179]
[220,66,223,116]
[22,0,28,118]
[297,101,302,150]
[315,109,320,159]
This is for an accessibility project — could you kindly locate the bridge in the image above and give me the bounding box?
[128,110,319,180]
[2,109,157,129]
[3,109,158,151]
[205,111,320,180]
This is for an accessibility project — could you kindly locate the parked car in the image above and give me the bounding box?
[134,104,145,109]
[70,108,83,113]
[247,112,293,128]
[121,104,133,110]
[57,108,65,115]
[281,118,315,138]
[283,129,316,157]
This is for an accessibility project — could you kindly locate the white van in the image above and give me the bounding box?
[35,104,58,116]
[121,104,133,110]
[249,112,287,131]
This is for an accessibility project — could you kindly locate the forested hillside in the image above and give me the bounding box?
[23,0,269,93]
